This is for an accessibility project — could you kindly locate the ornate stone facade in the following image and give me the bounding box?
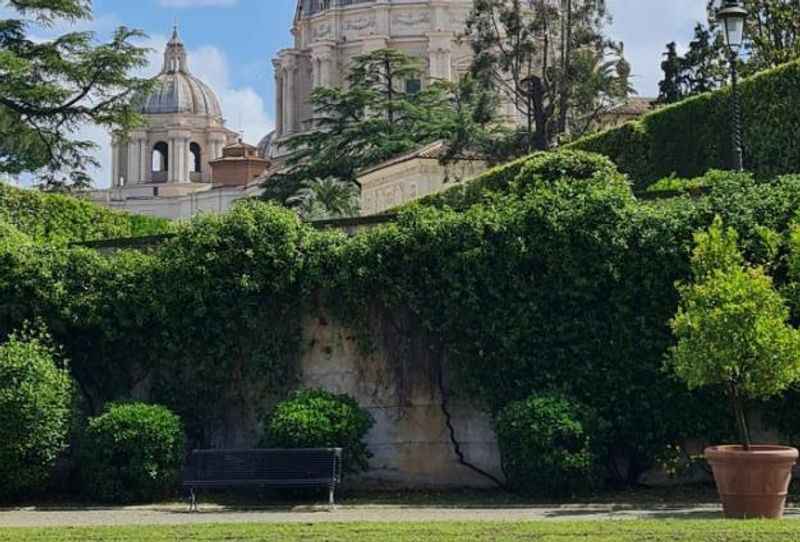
[109,28,237,197]
[91,29,255,219]
[265,0,474,158]
[359,141,486,216]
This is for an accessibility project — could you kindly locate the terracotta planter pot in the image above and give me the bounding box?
[705,445,798,519]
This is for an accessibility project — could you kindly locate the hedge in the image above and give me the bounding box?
[0,183,171,244]
[5,152,800,487]
[408,149,624,211]
[566,60,800,189]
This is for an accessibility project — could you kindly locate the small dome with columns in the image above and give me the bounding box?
[138,27,223,118]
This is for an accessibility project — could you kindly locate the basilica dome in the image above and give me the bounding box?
[138,28,223,118]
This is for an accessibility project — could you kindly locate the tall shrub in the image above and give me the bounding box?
[0,330,72,499]
[81,403,185,503]
[496,394,601,497]
[262,389,374,474]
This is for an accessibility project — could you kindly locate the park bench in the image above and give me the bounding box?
[182,448,343,511]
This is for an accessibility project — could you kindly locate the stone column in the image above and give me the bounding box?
[168,138,176,183]
[173,131,192,183]
[127,139,140,186]
[139,139,149,184]
[176,137,187,183]
[284,65,296,135]
[111,138,120,187]
[273,59,283,138]
[185,136,194,183]
[210,135,226,160]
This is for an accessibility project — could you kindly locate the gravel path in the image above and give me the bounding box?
[1,503,798,527]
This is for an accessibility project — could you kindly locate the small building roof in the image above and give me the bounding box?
[358,141,481,177]
[606,97,657,117]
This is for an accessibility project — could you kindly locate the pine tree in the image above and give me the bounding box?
[657,25,728,104]
[262,49,455,204]
[683,24,728,94]
[0,0,153,189]
[658,42,685,104]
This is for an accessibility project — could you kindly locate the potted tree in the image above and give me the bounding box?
[671,217,800,519]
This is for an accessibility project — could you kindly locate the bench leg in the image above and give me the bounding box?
[189,488,198,513]
[328,486,335,509]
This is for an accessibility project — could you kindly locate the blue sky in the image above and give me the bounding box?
[2,0,713,186]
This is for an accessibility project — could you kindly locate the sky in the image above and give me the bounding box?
[3,0,712,187]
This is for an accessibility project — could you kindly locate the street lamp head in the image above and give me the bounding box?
[717,0,748,52]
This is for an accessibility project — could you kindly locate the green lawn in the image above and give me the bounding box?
[1,521,800,541]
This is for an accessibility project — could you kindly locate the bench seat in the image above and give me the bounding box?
[182,448,343,510]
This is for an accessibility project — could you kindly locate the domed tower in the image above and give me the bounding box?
[264,0,474,158]
[111,28,236,194]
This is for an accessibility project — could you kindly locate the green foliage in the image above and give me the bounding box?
[331,164,800,484]
[80,402,185,503]
[465,0,631,153]
[263,48,458,202]
[657,25,728,105]
[727,0,800,76]
[411,150,624,212]
[496,394,601,497]
[568,60,800,188]
[0,182,171,244]
[670,217,800,446]
[0,201,311,447]
[287,177,361,220]
[645,175,710,195]
[262,389,374,475]
[10,151,800,488]
[0,0,153,187]
[0,329,72,500]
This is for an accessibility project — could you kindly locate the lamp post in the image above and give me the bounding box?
[717,0,748,172]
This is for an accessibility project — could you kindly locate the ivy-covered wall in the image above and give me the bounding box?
[4,153,800,486]
[0,183,171,245]
[565,60,800,189]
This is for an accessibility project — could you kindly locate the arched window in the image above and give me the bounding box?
[152,142,169,172]
[190,143,202,173]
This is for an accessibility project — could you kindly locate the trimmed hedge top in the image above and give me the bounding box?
[0,183,171,245]
[408,150,625,212]
[566,60,800,189]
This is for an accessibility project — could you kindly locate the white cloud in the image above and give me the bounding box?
[158,0,238,7]
[607,0,711,97]
[188,45,273,145]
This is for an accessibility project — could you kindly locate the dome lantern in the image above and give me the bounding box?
[163,26,189,74]
[137,27,223,118]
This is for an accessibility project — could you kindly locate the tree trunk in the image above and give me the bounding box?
[729,382,752,450]
[557,0,573,136]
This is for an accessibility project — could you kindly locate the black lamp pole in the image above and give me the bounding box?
[728,49,743,172]
[718,0,748,172]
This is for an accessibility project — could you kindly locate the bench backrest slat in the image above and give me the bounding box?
[183,448,342,486]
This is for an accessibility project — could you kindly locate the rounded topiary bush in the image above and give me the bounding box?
[81,403,185,503]
[496,394,601,498]
[262,389,374,474]
[0,331,72,500]
[512,150,626,193]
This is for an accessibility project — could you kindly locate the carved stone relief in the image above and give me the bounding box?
[392,11,431,27]
[313,22,333,40]
[343,15,375,36]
